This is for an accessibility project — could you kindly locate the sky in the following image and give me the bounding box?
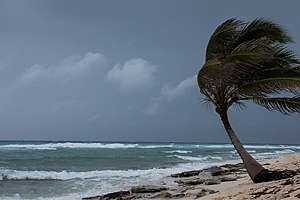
[0,0,300,144]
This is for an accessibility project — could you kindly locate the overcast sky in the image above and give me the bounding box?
[0,0,300,144]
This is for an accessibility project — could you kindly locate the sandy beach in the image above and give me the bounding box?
[181,153,300,200]
[83,153,300,200]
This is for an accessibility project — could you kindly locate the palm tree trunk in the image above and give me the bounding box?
[219,111,267,183]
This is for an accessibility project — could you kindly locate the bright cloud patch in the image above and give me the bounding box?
[144,102,160,115]
[15,52,107,88]
[145,75,197,115]
[105,58,158,92]
[161,75,197,101]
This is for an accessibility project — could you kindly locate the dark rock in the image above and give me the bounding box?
[221,163,245,171]
[82,196,100,200]
[211,163,245,176]
[171,193,186,198]
[295,193,300,198]
[171,170,203,178]
[204,179,221,185]
[82,190,131,200]
[195,191,206,198]
[172,166,230,178]
[195,189,218,199]
[211,170,226,176]
[220,176,237,182]
[175,178,205,186]
[146,191,174,199]
[103,190,130,199]
[130,185,168,193]
[203,166,223,174]
[209,189,218,194]
[159,191,172,198]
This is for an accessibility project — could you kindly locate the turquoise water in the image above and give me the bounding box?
[0,141,299,199]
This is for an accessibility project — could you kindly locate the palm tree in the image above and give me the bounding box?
[197,18,300,183]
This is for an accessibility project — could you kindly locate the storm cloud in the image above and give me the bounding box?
[0,0,299,144]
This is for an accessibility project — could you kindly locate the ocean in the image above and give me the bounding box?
[0,141,300,200]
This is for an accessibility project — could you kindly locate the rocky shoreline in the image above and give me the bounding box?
[82,153,300,199]
[82,163,247,200]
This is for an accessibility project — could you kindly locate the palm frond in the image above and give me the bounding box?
[224,43,300,86]
[267,46,300,68]
[197,60,221,88]
[254,68,300,80]
[224,37,274,74]
[205,18,243,62]
[274,46,300,64]
[231,101,247,112]
[241,17,293,44]
[198,96,214,111]
[253,96,300,115]
[238,77,300,96]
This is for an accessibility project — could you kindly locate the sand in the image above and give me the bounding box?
[180,153,300,200]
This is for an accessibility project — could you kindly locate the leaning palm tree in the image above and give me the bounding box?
[197,18,300,183]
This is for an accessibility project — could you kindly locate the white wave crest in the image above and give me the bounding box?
[206,144,300,150]
[172,155,206,161]
[274,149,296,154]
[244,144,300,150]
[170,155,223,161]
[205,144,234,148]
[0,142,139,150]
[163,150,192,154]
[0,161,217,181]
[0,142,182,150]
[138,144,175,149]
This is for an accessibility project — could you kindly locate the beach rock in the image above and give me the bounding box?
[159,191,172,198]
[82,190,131,200]
[203,166,223,174]
[204,179,221,185]
[103,190,130,199]
[195,191,206,198]
[195,188,218,199]
[171,193,186,198]
[171,169,203,178]
[171,166,225,178]
[220,175,237,182]
[211,163,245,176]
[175,178,205,185]
[172,164,245,178]
[130,185,168,193]
[143,191,174,199]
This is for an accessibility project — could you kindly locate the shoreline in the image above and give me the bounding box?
[83,153,300,199]
[198,153,300,200]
